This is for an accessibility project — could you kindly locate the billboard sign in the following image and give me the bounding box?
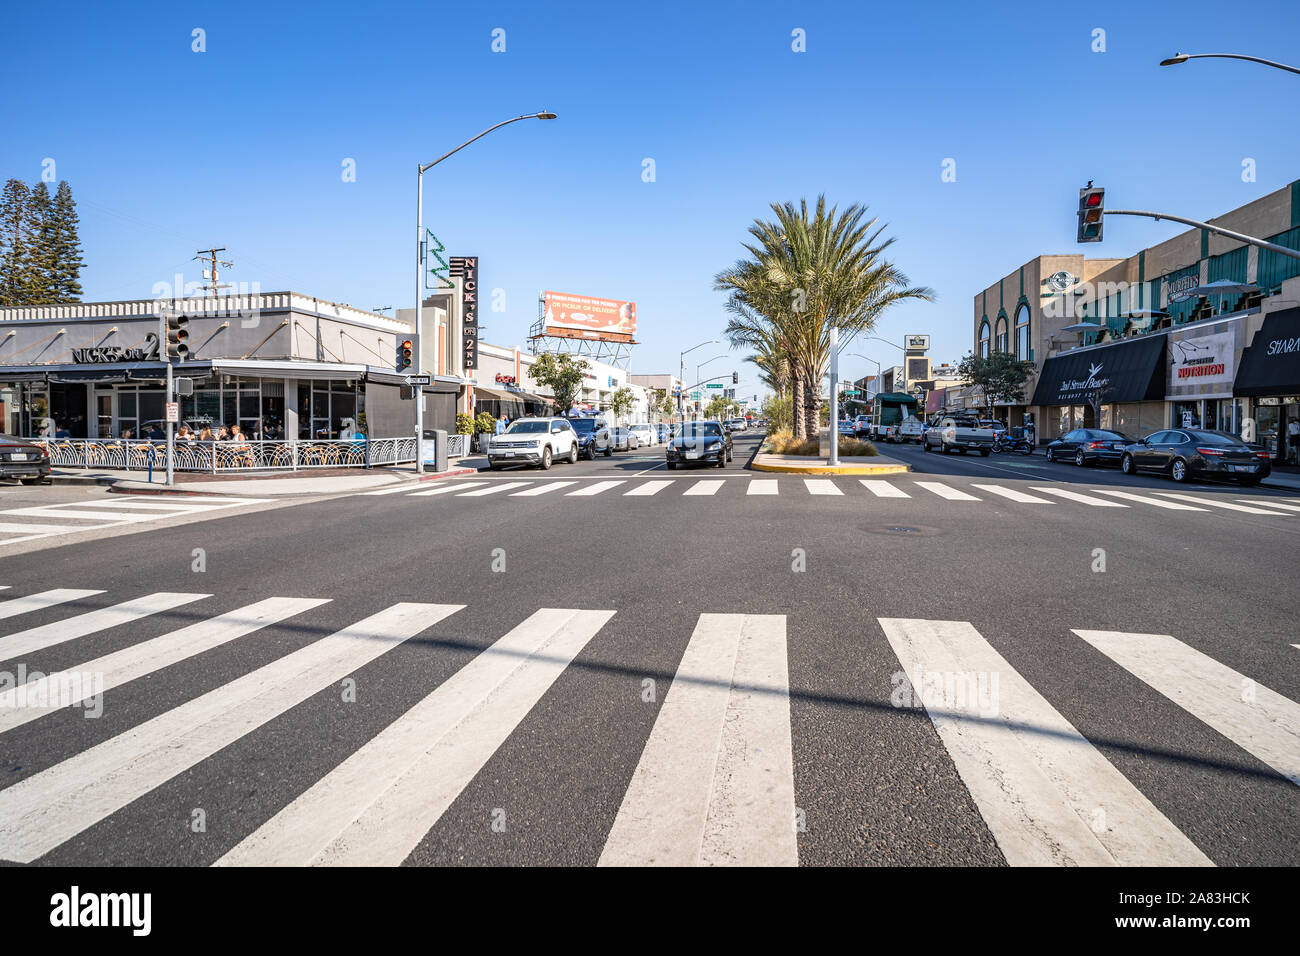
[905,334,930,353]
[542,291,637,343]
[451,256,478,370]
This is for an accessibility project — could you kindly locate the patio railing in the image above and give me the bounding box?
[28,437,422,472]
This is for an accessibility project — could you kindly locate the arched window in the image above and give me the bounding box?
[1015,303,1030,359]
[995,315,1008,353]
[979,320,990,358]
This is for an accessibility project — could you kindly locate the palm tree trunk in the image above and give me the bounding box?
[791,373,805,439]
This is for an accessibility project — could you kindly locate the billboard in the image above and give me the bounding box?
[542,291,637,343]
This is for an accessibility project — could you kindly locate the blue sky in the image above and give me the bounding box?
[3,0,1298,395]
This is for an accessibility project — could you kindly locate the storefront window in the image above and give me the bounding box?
[979,321,990,358]
[1015,304,1030,360]
[1255,403,1280,458]
[1172,400,1200,429]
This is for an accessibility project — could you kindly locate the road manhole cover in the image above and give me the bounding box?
[887,526,919,533]
[861,524,941,538]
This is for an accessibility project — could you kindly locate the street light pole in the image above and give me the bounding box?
[679,338,718,424]
[829,327,839,466]
[1159,51,1300,75]
[415,111,556,473]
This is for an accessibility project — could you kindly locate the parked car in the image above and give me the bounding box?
[570,417,612,459]
[486,417,579,470]
[837,419,857,437]
[923,415,995,456]
[666,420,733,469]
[1120,428,1272,485]
[726,418,747,432]
[1,435,51,484]
[628,423,658,447]
[851,415,872,438]
[1046,428,1133,467]
[656,423,673,444]
[611,426,639,452]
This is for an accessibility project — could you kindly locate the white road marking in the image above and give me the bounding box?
[624,480,673,497]
[218,607,612,867]
[747,480,779,496]
[511,481,577,496]
[913,481,980,501]
[0,508,160,522]
[682,480,724,497]
[0,603,460,864]
[360,484,427,495]
[971,484,1054,504]
[1244,500,1300,512]
[1090,489,1206,510]
[63,499,228,512]
[456,482,529,497]
[879,618,1211,867]
[1030,487,1127,507]
[408,481,486,496]
[0,589,104,621]
[804,479,843,496]
[0,592,211,663]
[1154,493,1292,516]
[859,480,909,498]
[1073,629,1300,788]
[566,480,626,497]
[0,597,330,733]
[600,613,796,867]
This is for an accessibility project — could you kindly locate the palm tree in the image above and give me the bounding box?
[716,196,932,439]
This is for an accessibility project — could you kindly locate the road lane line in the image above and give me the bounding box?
[624,480,673,497]
[0,597,330,734]
[409,481,486,496]
[566,480,626,496]
[600,613,796,867]
[1090,489,1206,510]
[63,500,229,512]
[218,607,612,867]
[456,482,529,497]
[879,618,1211,867]
[913,481,980,501]
[859,480,909,498]
[803,479,843,496]
[0,589,104,621]
[0,603,460,864]
[0,592,212,663]
[1154,493,1292,515]
[682,480,724,497]
[747,480,779,496]
[511,481,577,496]
[1029,487,1127,507]
[971,484,1054,504]
[1073,630,1300,788]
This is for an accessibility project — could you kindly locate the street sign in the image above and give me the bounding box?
[165,402,179,423]
[405,374,431,385]
[706,383,724,389]
[842,389,860,396]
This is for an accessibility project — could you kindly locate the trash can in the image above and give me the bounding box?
[423,429,448,473]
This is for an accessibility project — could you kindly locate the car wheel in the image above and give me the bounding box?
[1075,450,1086,467]
[717,452,726,468]
[941,441,951,454]
[1170,458,1189,483]
[979,449,990,457]
[20,477,44,485]
[1045,447,1053,462]
[922,440,930,453]
[1121,453,1135,475]
[568,443,578,464]
[540,447,552,470]
[488,462,501,471]
[604,445,612,457]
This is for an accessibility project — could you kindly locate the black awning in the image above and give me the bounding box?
[0,371,48,383]
[47,369,129,384]
[1234,308,1300,397]
[1031,335,1166,406]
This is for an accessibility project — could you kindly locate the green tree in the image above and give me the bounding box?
[528,352,590,415]
[956,351,1036,418]
[610,385,635,422]
[658,390,674,420]
[50,181,84,302]
[762,393,792,431]
[0,179,32,306]
[25,183,56,304]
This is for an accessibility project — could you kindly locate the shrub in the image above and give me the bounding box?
[456,413,474,435]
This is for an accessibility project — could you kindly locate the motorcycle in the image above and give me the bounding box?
[992,430,1034,455]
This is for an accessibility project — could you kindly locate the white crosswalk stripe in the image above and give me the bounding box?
[457,482,529,497]
[219,607,613,866]
[1090,488,1206,510]
[803,479,842,496]
[971,484,1053,504]
[914,481,980,501]
[747,479,779,495]
[879,618,1211,866]
[0,602,461,864]
[0,496,272,546]
[0,592,210,663]
[408,481,486,496]
[1244,499,1300,512]
[1030,487,1127,507]
[1073,629,1300,788]
[0,588,104,621]
[1154,493,1294,515]
[601,613,796,866]
[360,483,427,495]
[566,480,626,496]
[623,480,673,497]
[859,480,909,498]
[682,480,724,497]
[511,481,577,496]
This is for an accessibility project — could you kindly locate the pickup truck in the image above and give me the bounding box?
[895,415,925,444]
[922,416,995,456]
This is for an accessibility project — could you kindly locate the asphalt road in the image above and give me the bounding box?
[0,430,1295,866]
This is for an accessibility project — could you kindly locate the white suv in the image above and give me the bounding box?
[487,417,579,470]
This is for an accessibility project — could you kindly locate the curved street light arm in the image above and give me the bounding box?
[1161,52,1300,75]
[421,113,553,173]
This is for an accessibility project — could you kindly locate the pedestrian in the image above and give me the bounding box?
[495,415,507,436]
[198,426,213,442]
[1287,418,1300,465]
[120,427,134,440]
[216,426,230,441]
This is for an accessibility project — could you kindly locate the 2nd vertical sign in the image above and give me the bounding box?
[451,256,479,370]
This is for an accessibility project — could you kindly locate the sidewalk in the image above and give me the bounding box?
[48,461,478,497]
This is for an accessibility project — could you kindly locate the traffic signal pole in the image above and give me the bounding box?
[165,358,174,487]
[1104,209,1300,261]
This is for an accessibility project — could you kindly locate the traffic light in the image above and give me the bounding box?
[1077,184,1104,242]
[164,314,189,360]
[732,371,738,384]
[397,337,415,371]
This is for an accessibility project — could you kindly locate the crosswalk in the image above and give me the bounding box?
[360,476,1300,519]
[0,495,271,547]
[0,585,1295,866]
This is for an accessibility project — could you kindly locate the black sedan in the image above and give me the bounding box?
[665,420,733,469]
[1,435,51,484]
[1120,428,1272,486]
[1045,428,1133,467]
[570,417,612,459]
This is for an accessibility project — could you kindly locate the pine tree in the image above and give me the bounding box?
[0,178,32,306]
[50,181,84,302]
[25,182,56,304]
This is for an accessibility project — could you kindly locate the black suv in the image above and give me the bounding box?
[570,417,612,459]
[666,420,733,469]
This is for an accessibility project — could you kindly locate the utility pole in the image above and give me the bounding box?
[195,248,234,295]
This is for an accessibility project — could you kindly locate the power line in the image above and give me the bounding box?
[194,247,233,296]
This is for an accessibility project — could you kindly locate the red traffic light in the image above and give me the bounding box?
[1085,192,1102,207]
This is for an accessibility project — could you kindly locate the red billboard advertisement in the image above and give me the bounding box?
[541,291,637,343]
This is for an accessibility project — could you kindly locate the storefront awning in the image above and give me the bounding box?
[1234,307,1300,397]
[47,369,129,384]
[1031,335,1166,406]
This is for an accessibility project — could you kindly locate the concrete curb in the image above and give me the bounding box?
[107,466,478,497]
[750,453,910,475]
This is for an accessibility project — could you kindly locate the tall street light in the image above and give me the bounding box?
[679,338,718,422]
[849,352,881,402]
[1159,52,1300,75]
[414,110,557,472]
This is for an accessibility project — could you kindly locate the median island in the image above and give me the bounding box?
[751,430,911,475]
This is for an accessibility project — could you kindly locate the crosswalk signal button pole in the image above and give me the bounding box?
[1077,184,1104,243]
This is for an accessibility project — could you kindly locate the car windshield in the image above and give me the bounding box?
[570,419,600,433]
[679,423,723,438]
[1188,430,1239,445]
[506,421,548,434]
